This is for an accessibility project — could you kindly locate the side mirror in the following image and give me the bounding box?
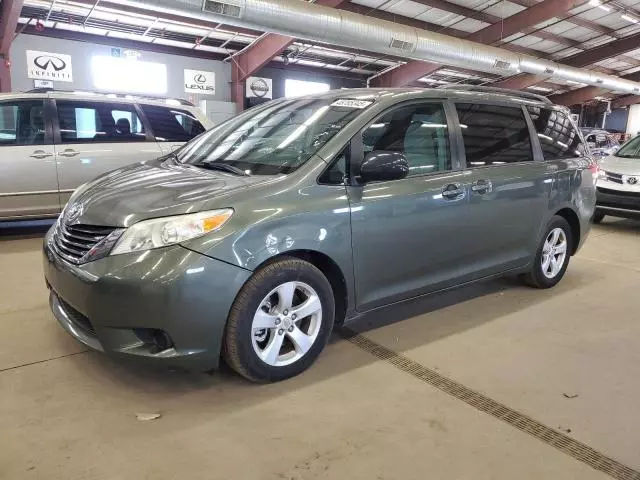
[359,151,409,183]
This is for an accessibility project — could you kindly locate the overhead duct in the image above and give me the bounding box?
[112,0,640,94]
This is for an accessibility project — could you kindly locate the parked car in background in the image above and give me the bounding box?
[594,134,640,223]
[581,128,620,157]
[43,87,596,382]
[0,90,212,221]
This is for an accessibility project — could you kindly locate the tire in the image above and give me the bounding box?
[592,210,605,224]
[522,216,573,289]
[223,257,335,383]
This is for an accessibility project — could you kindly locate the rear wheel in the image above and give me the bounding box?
[223,257,335,383]
[522,216,572,289]
[592,210,605,224]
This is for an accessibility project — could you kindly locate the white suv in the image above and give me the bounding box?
[595,135,640,223]
[0,90,212,221]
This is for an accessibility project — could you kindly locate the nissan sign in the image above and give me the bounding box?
[246,76,272,99]
[26,50,73,82]
[184,69,215,95]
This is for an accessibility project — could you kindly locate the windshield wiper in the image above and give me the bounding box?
[199,160,249,176]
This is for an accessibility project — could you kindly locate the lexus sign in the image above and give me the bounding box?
[26,50,73,82]
[184,69,215,95]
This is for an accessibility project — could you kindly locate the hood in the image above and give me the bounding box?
[70,159,280,227]
[599,155,640,176]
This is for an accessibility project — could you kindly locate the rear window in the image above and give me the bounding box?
[527,107,586,160]
[0,101,46,146]
[141,105,205,142]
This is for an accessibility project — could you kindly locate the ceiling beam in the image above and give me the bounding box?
[549,71,640,106]
[229,0,347,112]
[370,0,581,87]
[610,95,640,109]
[493,31,640,90]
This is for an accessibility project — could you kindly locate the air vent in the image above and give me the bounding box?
[389,38,414,51]
[493,60,511,70]
[203,0,242,17]
[596,78,604,84]
[544,67,554,74]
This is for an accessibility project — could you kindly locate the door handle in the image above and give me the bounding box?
[441,183,466,200]
[57,149,80,158]
[29,150,54,159]
[471,179,493,194]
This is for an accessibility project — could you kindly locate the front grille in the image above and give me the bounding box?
[52,223,116,264]
[57,295,95,335]
[603,171,623,184]
[598,187,640,197]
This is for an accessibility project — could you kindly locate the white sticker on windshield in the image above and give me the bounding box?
[331,99,373,109]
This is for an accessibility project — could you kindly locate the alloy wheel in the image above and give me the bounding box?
[251,281,323,367]
[541,227,568,279]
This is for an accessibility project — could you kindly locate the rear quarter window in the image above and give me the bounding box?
[527,107,586,160]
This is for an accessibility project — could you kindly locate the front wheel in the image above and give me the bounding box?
[522,216,573,289]
[223,257,335,383]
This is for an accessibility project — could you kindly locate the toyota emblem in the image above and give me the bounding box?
[34,55,66,72]
[194,73,207,84]
[628,176,638,185]
[65,203,83,224]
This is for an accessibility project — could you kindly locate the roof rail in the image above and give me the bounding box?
[437,85,553,105]
[24,88,194,106]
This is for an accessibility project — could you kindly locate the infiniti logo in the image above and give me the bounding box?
[34,55,67,72]
[194,73,207,84]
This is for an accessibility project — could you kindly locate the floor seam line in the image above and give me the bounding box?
[0,350,89,373]
[339,327,640,480]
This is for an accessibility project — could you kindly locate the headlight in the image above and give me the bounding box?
[110,209,233,256]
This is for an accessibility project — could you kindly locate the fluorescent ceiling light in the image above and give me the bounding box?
[621,14,639,23]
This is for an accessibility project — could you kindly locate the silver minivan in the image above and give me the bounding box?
[0,91,212,220]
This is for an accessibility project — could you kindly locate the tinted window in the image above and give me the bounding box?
[56,101,146,143]
[362,103,451,176]
[527,107,586,160]
[142,105,205,142]
[456,103,532,166]
[0,101,46,146]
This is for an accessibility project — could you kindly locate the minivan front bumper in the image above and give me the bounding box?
[43,226,251,370]
[596,186,640,219]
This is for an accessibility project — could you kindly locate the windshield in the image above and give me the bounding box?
[177,97,373,175]
[616,135,640,158]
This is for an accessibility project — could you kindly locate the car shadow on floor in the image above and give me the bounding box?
[0,220,54,242]
[63,261,601,418]
[594,217,640,234]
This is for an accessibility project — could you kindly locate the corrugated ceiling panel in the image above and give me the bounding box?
[543,20,579,35]
[552,47,583,59]
[501,32,525,43]
[625,48,640,60]
[528,39,567,54]
[415,8,465,26]
[451,17,490,32]
[593,13,633,29]
[581,35,615,48]
[534,18,562,30]
[441,0,499,9]
[350,0,387,8]
[576,7,609,22]
[383,0,430,18]
[559,25,600,42]
[481,1,525,19]
[508,34,544,48]
[615,25,640,36]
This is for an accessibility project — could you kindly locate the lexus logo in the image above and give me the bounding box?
[250,78,269,98]
[34,55,66,72]
[194,73,207,84]
[628,176,638,185]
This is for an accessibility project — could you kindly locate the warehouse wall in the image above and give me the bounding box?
[9,34,232,103]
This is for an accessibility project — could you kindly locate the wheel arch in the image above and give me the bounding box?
[255,250,349,325]
[554,207,580,255]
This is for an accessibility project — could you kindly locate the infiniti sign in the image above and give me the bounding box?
[26,50,73,82]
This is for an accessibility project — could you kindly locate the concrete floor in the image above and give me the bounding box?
[1,218,639,480]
